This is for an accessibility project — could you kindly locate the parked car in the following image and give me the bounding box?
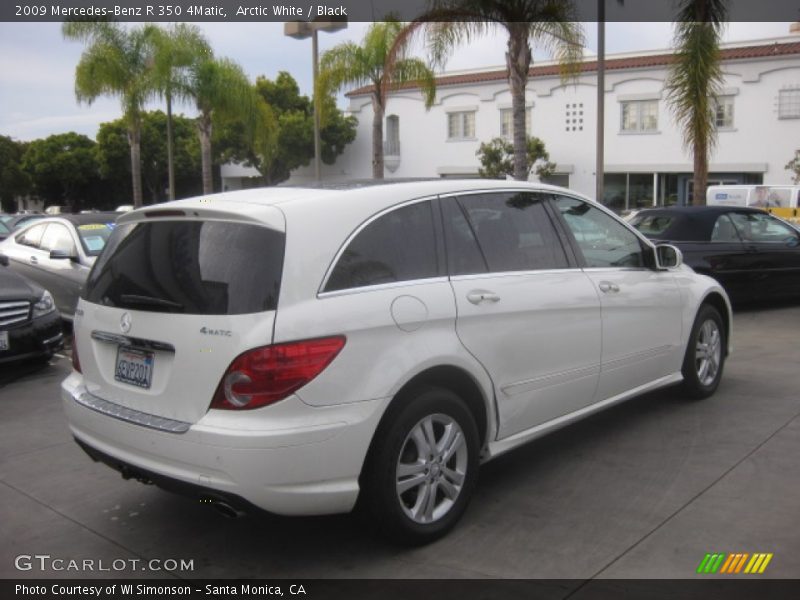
[5,214,44,231]
[0,254,64,364]
[62,181,731,544]
[629,206,800,304]
[0,213,120,319]
[0,220,10,242]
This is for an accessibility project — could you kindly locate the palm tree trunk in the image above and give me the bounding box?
[372,92,384,179]
[507,27,532,181]
[693,137,708,206]
[128,125,143,208]
[166,92,176,201]
[198,112,213,195]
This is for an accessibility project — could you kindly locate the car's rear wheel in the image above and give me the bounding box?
[361,386,480,545]
[681,304,726,399]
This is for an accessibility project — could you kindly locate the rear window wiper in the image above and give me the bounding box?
[119,294,184,312]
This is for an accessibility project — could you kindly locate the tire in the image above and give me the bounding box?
[361,386,480,545]
[681,304,726,399]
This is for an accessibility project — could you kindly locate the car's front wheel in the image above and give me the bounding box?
[681,304,726,399]
[361,386,480,545]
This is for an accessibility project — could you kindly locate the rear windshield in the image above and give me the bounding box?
[76,222,116,256]
[83,220,285,315]
[629,214,676,237]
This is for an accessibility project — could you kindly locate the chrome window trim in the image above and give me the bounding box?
[317,194,441,295]
[449,268,581,282]
[73,389,191,434]
[318,276,449,299]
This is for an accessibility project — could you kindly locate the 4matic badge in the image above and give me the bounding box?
[200,327,232,337]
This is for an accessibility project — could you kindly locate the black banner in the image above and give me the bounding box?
[2,0,800,23]
[4,579,800,600]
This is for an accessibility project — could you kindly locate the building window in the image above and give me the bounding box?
[500,108,531,137]
[778,88,800,119]
[713,96,734,128]
[447,111,476,140]
[385,115,400,155]
[564,103,584,132]
[621,100,658,132]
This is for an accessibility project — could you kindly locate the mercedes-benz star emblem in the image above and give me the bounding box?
[120,312,132,334]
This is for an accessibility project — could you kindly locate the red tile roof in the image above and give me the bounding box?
[346,40,800,97]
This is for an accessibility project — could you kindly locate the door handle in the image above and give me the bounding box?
[29,256,38,265]
[466,290,500,305]
[598,281,620,293]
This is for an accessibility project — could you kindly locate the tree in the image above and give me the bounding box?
[96,111,202,205]
[186,55,260,194]
[63,22,155,208]
[146,23,210,201]
[665,0,728,206]
[476,136,555,180]
[20,133,99,211]
[245,72,357,184]
[319,20,436,179]
[785,150,800,184]
[391,1,583,181]
[0,135,30,212]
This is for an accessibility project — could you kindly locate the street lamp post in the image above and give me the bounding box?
[284,19,347,181]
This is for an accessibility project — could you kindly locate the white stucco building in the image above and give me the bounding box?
[222,33,800,211]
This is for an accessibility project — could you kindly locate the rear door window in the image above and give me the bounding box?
[15,223,47,248]
[454,192,569,273]
[83,220,285,315]
[325,201,439,292]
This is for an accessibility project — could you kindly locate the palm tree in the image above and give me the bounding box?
[186,56,260,194]
[146,24,210,201]
[319,20,437,179]
[63,22,153,207]
[390,1,584,181]
[665,0,728,206]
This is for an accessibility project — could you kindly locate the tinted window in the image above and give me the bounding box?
[441,199,488,276]
[84,221,285,315]
[40,223,77,254]
[325,201,438,292]
[710,215,742,242]
[554,196,645,268]
[729,212,800,243]
[456,192,568,272]
[0,221,9,235]
[15,223,47,248]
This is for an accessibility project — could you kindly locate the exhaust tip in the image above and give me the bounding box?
[211,500,245,519]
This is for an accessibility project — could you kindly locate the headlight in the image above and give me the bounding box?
[32,291,56,318]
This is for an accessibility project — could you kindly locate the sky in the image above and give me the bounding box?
[0,21,794,142]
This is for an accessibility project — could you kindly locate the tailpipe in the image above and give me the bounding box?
[211,500,245,519]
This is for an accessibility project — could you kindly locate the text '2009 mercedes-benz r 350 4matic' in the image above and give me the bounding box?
[62,180,732,544]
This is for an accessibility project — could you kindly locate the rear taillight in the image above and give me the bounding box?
[210,336,346,410]
[71,332,81,373]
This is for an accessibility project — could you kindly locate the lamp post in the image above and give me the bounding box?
[284,18,347,181]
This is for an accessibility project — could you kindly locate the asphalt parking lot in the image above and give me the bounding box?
[1,305,799,582]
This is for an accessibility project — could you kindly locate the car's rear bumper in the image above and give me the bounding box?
[0,311,63,364]
[61,372,388,516]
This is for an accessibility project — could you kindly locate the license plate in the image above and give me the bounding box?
[0,331,8,351]
[114,346,154,389]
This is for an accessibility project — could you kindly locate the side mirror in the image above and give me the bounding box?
[655,244,683,270]
[50,249,77,261]
[0,254,8,267]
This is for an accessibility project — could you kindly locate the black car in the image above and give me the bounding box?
[0,254,64,364]
[629,206,800,303]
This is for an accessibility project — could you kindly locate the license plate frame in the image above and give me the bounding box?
[0,330,8,352]
[114,346,154,389]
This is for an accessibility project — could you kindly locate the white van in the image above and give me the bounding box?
[706,185,800,223]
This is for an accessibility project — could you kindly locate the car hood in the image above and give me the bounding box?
[0,264,43,302]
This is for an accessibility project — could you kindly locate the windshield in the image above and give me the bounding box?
[76,222,117,256]
[83,220,285,315]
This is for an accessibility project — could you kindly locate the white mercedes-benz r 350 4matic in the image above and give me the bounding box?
[62,180,731,544]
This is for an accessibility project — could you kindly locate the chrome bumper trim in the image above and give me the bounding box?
[73,389,191,434]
